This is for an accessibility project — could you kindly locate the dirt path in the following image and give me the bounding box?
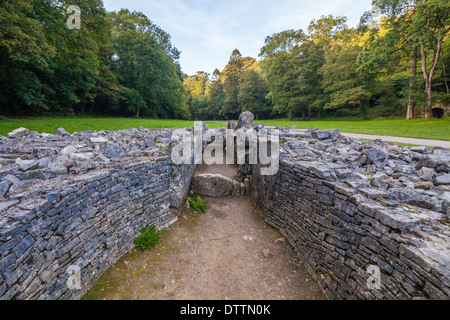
[84,165,324,300]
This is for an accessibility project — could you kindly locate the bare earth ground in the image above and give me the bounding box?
[84,164,325,300]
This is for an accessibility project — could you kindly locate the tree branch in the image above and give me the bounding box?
[429,37,443,81]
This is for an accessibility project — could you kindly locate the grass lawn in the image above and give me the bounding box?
[253,117,450,141]
[0,117,224,136]
[0,117,448,141]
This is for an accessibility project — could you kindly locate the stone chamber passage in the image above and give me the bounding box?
[0,112,449,300]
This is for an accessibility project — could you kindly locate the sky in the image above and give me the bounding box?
[102,0,373,76]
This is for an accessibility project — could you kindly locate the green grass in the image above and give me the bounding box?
[0,116,448,141]
[253,117,450,141]
[187,196,208,214]
[0,117,224,136]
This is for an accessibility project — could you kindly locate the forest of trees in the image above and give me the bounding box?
[0,0,449,120]
[186,0,449,120]
[0,0,188,119]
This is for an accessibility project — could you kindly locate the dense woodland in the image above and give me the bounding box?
[0,0,449,120]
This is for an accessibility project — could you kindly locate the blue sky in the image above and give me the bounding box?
[102,0,373,76]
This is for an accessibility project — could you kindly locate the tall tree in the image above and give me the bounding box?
[414,0,449,118]
[374,0,450,118]
[184,71,209,97]
[307,15,348,51]
[321,30,373,119]
[238,69,270,119]
[221,49,246,119]
[259,29,306,58]
[261,30,325,120]
[206,68,225,119]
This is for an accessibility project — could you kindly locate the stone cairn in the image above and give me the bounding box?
[0,113,449,300]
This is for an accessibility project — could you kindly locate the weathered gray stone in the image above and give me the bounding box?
[191,173,241,197]
[312,128,340,140]
[90,136,108,143]
[359,188,389,199]
[418,167,436,181]
[55,128,70,137]
[45,193,60,203]
[263,249,273,258]
[15,158,39,172]
[414,181,434,190]
[60,146,77,155]
[236,111,254,129]
[366,148,387,164]
[227,120,237,130]
[8,128,31,139]
[410,146,428,154]
[100,143,126,160]
[420,154,450,172]
[434,174,450,186]
[0,200,18,212]
[0,180,12,197]
[376,208,420,230]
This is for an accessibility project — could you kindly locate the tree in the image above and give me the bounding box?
[184,71,209,97]
[221,49,257,119]
[414,0,449,118]
[110,9,185,119]
[238,69,270,119]
[261,31,325,120]
[206,69,225,119]
[0,0,104,115]
[307,15,348,50]
[259,29,306,58]
[113,28,184,118]
[374,0,450,118]
[109,9,180,62]
[321,30,373,119]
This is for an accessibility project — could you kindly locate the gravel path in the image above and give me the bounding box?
[340,133,450,148]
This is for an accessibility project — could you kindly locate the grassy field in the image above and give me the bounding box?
[0,117,224,136]
[0,117,448,141]
[254,117,450,141]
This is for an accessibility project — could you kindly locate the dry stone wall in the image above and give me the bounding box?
[251,127,450,300]
[0,127,195,300]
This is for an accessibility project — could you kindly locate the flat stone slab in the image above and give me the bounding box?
[191,173,242,197]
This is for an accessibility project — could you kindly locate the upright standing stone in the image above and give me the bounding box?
[236,111,255,129]
[228,120,237,130]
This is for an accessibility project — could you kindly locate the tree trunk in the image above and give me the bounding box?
[424,80,433,119]
[136,106,140,118]
[406,46,417,120]
[419,35,443,119]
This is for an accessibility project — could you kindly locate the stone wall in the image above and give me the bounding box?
[250,128,450,300]
[0,128,195,300]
